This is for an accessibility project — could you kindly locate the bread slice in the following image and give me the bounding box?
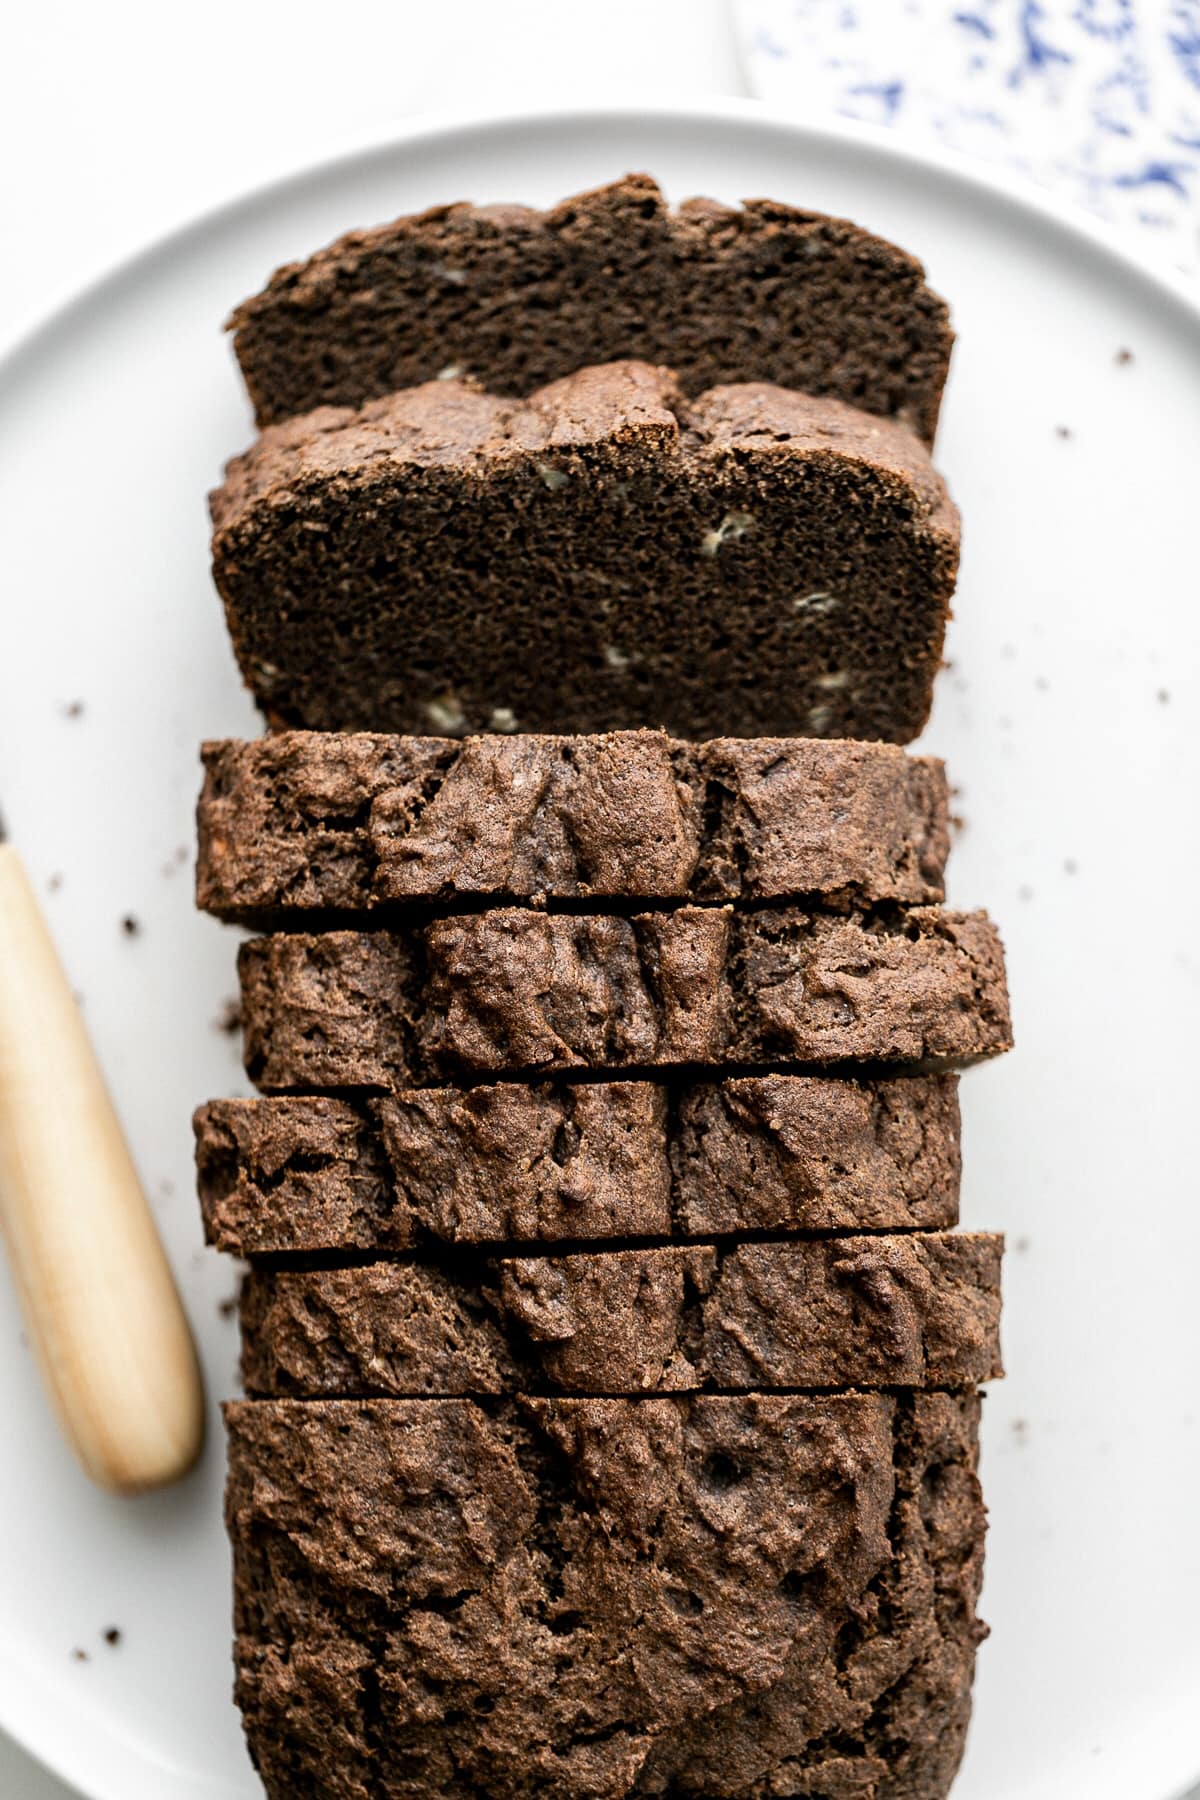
[227,173,954,442]
[238,1232,1003,1398]
[236,905,1011,1090]
[226,1390,985,1798]
[234,1628,978,1800]
[196,731,950,921]
[209,363,959,743]
[196,1072,962,1256]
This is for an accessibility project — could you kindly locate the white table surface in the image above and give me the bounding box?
[0,8,742,1791]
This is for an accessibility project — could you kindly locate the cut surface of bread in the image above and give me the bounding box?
[228,172,954,442]
[210,363,959,742]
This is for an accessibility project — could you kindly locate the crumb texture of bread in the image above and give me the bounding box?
[225,1389,984,1798]
[228,174,954,443]
[195,1071,963,1255]
[209,364,959,743]
[237,1232,1004,1398]
[195,730,950,920]
[235,906,1011,1090]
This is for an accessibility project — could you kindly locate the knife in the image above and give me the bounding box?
[0,820,204,1492]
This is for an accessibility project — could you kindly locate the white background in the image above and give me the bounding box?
[0,7,742,1792]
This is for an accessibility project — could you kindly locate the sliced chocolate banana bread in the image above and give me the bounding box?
[196,1072,962,1255]
[238,1232,1003,1398]
[228,173,954,443]
[237,905,1011,1090]
[226,1389,985,1798]
[196,731,950,920]
[210,363,959,742]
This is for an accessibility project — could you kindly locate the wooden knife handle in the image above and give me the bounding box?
[0,844,204,1492]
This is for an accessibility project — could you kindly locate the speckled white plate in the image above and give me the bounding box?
[0,100,1198,1800]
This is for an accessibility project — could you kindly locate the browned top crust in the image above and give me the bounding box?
[228,173,954,443]
[195,1071,962,1255]
[226,1390,984,1797]
[211,362,952,532]
[236,905,1012,1090]
[238,1231,1003,1399]
[209,363,959,743]
[196,730,950,919]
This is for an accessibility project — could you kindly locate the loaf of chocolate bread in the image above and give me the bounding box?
[196,731,950,920]
[228,173,954,442]
[210,364,959,742]
[196,1071,962,1255]
[238,1232,1003,1398]
[226,1390,985,1798]
[208,174,1007,1800]
[237,905,1011,1090]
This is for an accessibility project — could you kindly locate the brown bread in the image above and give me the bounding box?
[196,730,950,921]
[228,173,954,441]
[195,1072,962,1255]
[236,905,1012,1090]
[226,1390,986,1797]
[210,364,959,743]
[238,1232,1003,1398]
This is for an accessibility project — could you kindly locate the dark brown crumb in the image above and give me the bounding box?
[1054,424,1072,439]
[949,812,966,839]
[230,175,954,442]
[212,364,959,743]
[61,700,85,719]
[72,1648,89,1663]
[219,1294,239,1320]
[214,997,242,1035]
[1114,347,1134,366]
[103,1628,122,1647]
[121,914,141,937]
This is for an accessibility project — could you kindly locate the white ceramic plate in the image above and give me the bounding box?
[0,100,1197,1800]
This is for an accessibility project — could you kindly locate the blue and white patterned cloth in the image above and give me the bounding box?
[734,0,1200,271]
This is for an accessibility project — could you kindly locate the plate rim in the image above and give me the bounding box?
[1,95,1198,1800]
